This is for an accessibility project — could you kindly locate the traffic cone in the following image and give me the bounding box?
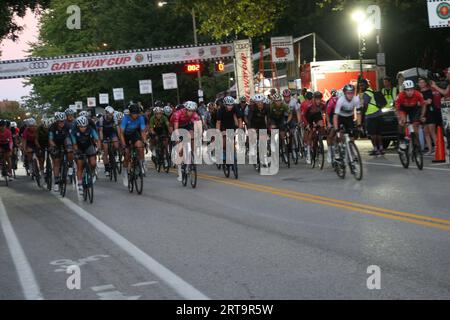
[432,125,446,163]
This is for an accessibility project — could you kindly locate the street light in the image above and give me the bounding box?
[351,10,374,82]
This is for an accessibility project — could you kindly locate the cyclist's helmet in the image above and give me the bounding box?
[65,108,76,116]
[124,109,130,116]
[154,100,163,108]
[263,97,271,105]
[105,106,115,114]
[305,91,314,100]
[403,80,415,90]
[343,84,355,93]
[10,121,17,128]
[239,96,247,103]
[28,118,37,126]
[272,93,282,101]
[163,106,173,116]
[224,96,235,105]
[252,93,265,103]
[331,89,337,97]
[282,89,291,97]
[5,120,10,127]
[313,91,323,99]
[129,104,140,114]
[0,120,5,126]
[55,112,66,122]
[79,111,89,118]
[76,116,89,127]
[114,112,124,122]
[154,107,163,114]
[185,101,197,111]
[176,104,185,111]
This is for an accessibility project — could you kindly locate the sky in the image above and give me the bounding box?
[0,10,39,102]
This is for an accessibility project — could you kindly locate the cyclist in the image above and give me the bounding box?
[332,84,362,160]
[269,93,291,150]
[22,118,42,176]
[9,121,19,172]
[120,104,147,184]
[98,106,119,177]
[36,118,51,178]
[216,96,243,163]
[149,107,171,165]
[71,116,100,195]
[395,80,426,151]
[0,120,13,180]
[303,91,326,164]
[282,89,301,126]
[326,89,339,162]
[49,112,73,192]
[172,101,201,182]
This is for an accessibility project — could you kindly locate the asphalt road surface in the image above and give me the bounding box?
[1,140,450,300]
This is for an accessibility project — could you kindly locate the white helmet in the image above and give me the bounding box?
[105,106,115,114]
[124,109,130,116]
[263,97,270,105]
[185,101,197,111]
[55,112,66,122]
[224,96,235,105]
[114,112,124,122]
[154,107,163,114]
[28,118,37,126]
[79,111,89,118]
[252,93,265,103]
[65,108,76,116]
[76,116,89,127]
[10,121,17,128]
[163,106,172,116]
[403,80,415,90]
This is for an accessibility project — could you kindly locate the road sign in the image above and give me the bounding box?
[99,93,109,105]
[113,88,124,101]
[75,101,83,110]
[162,73,178,90]
[271,36,295,63]
[87,97,96,108]
[139,80,153,94]
[427,0,450,28]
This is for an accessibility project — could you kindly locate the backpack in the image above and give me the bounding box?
[367,89,387,109]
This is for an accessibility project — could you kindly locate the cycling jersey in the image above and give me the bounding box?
[23,127,37,145]
[217,105,242,131]
[121,115,146,135]
[284,98,300,122]
[171,109,200,129]
[248,105,269,129]
[71,127,99,150]
[304,102,325,125]
[395,90,425,110]
[149,115,170,134]
[300,100,313,124]
[98,115,118,138]
[0,128,13,151]
[49,122,71,146]
[37,125,49,148]
[269,103,290,123]
[334,96,361,118]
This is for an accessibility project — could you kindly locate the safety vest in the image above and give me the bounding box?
[299,95,305,103]
[381,87,398,108]
[364,88,379,116]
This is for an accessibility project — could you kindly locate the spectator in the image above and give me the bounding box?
[381,76,398,109]
[360,79,385,155]
[431,67,450,99]
[418,77,438,156]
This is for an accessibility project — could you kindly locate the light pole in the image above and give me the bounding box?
[158,1,202,91]
[351,10,374,82]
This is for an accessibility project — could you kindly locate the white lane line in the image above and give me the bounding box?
[91,284,115,292]
[0,198,43,300]
[364,161,450,171]
[53,195,209,300]
[132,281,158,287]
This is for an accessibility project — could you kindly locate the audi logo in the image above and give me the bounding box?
[29,61,49,69]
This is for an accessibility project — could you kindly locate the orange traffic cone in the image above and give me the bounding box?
[432,125,446,163]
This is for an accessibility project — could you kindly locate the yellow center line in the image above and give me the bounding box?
[192,172,450,232]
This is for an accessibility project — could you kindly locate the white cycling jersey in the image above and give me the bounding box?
[334,95,361,118]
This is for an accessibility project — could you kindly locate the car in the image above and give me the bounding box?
[379,107,399,149]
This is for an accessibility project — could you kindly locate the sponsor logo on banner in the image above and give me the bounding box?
[233,40,255,103]
[437,2,450,19]
[271,36,295,63]
[0,42,235,80]
[427,0,450,28]
[134,54,144,63]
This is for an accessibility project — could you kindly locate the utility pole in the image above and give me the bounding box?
[192,8,202,92]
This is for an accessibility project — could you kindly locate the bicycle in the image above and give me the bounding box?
[106,139,118,182]
[78,152,94,203]
[332,125,363,181]
[127,145,144,195]
[180,140,197,188]
[58,147,69,198]
[279,127,291,169]
[11,146,18,179]
[155,135,171,174]
[44,148,53,191]
[0,150,9,186]
[290,125,303,165]
[30,150,41,187]
[221,134,238,180]
[398,120,424,170]
[309,124,325,170]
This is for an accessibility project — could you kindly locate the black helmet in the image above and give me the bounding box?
[0,120,6,126]
[313,91,323,99]
[129,104,140,114]
[176,104,185,111]
[305,91,313,100]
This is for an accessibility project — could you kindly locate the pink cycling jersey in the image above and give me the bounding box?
[0,128,13,150]
[171,109,200,127]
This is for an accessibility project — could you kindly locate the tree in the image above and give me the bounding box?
[0,0,50,42]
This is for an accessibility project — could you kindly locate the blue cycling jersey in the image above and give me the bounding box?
[121,115,146,134]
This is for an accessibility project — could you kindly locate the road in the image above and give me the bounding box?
[1,140,450,300]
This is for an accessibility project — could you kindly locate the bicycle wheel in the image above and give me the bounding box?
[33,158,41,188]
[317,138,325,170]
[60,161,68,197]
[232,161,238,180]
[163,147,171,173]
[411,135,423,170]
[182,165,188,187]
[348,141,363,181]
[46,158,52,191]
[398,141,410,169]
[334,145,346,179]
[1,163,8,186]
[83,164,94,203]
[135,161,144,195]
[190,164,197,189]
[117,151,123,174]
[310,144,316,169]
[223,163,230,178]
